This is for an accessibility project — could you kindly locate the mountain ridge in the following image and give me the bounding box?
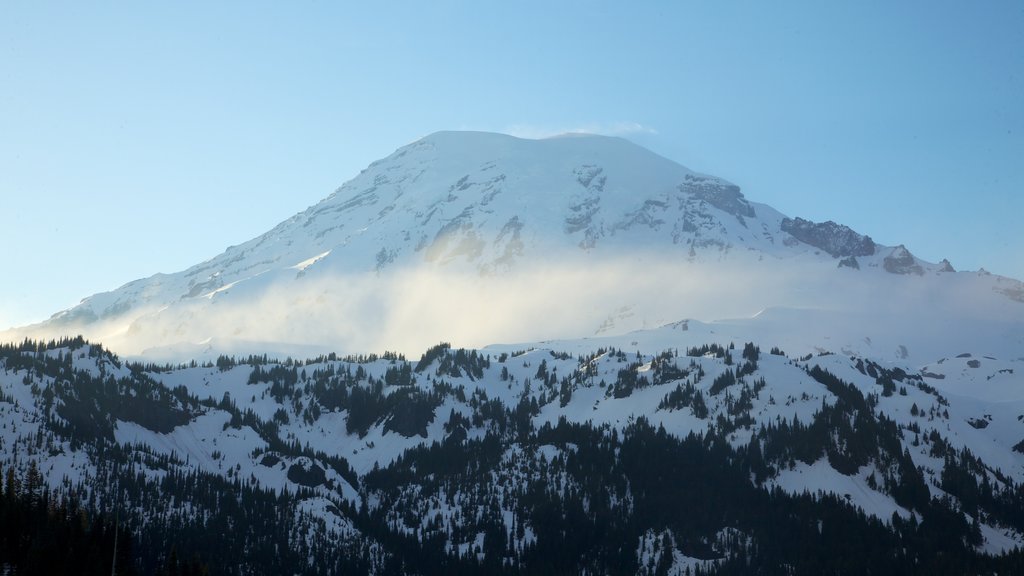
[3,329,1023,573]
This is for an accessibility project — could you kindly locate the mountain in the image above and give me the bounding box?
[8,131,1023,362]
[3,132,1024,574]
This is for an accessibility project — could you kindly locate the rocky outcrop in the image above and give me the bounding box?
[883,245,924,275]
[781,217,875,258]
[996,279,1024,303]
[838,256,860,270]
[682,175,755,218]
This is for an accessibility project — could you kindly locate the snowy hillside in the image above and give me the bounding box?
[6,131,1022,361]
[3,332,1024,573]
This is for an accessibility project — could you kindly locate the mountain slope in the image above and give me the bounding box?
[8,131,1021,361]
[3,334,1024,574]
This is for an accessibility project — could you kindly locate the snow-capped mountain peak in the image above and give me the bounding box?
[6,131,1022,363]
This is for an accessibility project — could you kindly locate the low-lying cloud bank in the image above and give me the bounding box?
[3,253,1020,363]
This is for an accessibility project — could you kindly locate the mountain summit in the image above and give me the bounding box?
[8,131,1023,360]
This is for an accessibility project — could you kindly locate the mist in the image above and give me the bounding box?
[0,255,797,357]
[5,249,1020,365]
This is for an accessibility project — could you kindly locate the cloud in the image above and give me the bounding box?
[504,121,657,140]
[7,245,1018,365]
[2,253,787,360]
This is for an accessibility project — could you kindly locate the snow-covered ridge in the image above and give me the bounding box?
[4,330,1024,569]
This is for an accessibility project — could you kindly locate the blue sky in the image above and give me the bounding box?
[1,1,1021,329]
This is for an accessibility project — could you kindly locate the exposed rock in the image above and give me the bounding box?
[186,275,225,298]
[781,217,875,257]
[838,256,860,270]
[938,259,955,273]
[682,175,755,218]
[883,245,924,275]
[995,279,1024,303]
[375,247,397,271]
[574,165,606,190]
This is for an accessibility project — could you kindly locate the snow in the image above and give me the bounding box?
[979,521,1024,555]
[114,412,266,476]
[0,130,1023,564]
[768,459,912,522]
[291,250,331,272]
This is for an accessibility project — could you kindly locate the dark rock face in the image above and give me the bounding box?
[838,256,860,270]
[883,245,924,275]
[781,217,876,258]
[682,175,755,218]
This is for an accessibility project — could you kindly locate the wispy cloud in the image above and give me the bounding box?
[2,254,811,359]
[5,249,1015,365]
[504,121,657,140]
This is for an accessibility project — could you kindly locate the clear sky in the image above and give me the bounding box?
[1,1,1021,330]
